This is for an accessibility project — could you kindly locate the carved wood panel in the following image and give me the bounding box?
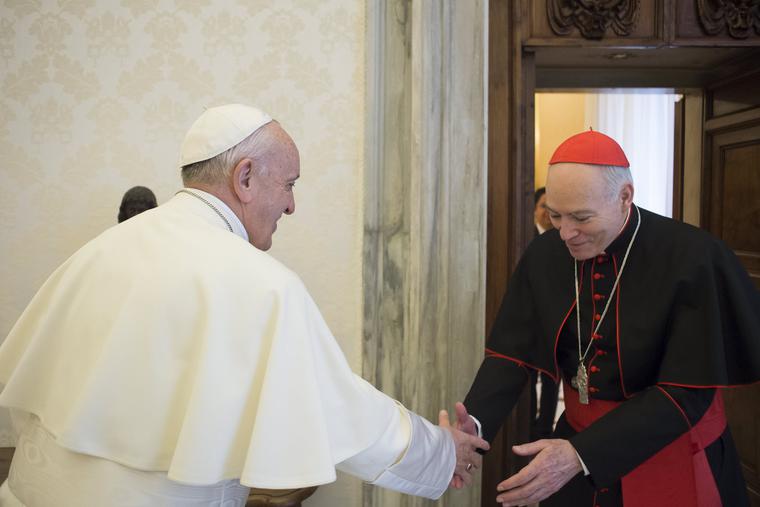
[548,0,640,39]
[524,0,760,47]
[675,0,760,45]
[697,0,760,39]
[524,0,664,45]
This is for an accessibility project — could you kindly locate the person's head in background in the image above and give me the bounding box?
[118,186,158,223]
[534,187,553,234]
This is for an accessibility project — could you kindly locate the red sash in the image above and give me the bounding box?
[563,384,725,507]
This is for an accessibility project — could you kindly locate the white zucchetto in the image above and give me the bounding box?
[179,104,273,167]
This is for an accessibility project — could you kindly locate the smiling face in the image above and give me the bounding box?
[234,124,300,250]
[545,163,633,260]
[245,151,299,250]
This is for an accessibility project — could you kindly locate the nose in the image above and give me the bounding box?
[284,193,295,215]
[558,220,579,242]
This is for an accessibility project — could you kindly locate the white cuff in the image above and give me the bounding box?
[336,401,410,482]
[575,449,590,476]
[370,410,455,499]
[469,415,483,438]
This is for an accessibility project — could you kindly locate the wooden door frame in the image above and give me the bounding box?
[482,2,534,505]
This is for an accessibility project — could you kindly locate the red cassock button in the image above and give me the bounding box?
[593,293,605,301]
[594,313,602,321]
[596,255,607,263]
[589,387,600,393]
[596,349,607,356]
[593,273,605,280]
[590,366,600,373]
[592,333,603,340]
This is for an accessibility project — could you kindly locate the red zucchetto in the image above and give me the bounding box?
[549,129,630,168]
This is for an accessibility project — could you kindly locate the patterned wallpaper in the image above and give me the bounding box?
[0,1,366,503]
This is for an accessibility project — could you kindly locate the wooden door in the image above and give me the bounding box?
[703,68,760,505]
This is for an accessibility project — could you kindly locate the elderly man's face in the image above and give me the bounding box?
[244,129,300,251]
[545,163,631,261]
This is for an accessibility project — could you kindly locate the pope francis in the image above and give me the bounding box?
[0,104,488,506]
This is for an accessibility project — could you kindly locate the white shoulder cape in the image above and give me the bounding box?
[0,194,399,489]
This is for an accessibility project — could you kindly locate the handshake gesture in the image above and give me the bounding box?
[438,401,489,489]
[443,403,581,506]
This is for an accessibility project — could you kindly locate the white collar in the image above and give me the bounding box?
[178,188,249,242]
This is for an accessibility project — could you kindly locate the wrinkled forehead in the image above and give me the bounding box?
[260,123,300,178]
[278,141,300,180]
[545,163,609,212]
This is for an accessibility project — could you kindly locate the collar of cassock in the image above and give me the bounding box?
[603,203,638,256]
[177,188,249,242]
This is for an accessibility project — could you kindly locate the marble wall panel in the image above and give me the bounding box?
[363,1,488,506]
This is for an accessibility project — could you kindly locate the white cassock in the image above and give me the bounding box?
[0,190,455,506]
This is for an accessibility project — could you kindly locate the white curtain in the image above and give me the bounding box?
[585,92,680,217]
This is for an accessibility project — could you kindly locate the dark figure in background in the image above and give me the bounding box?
[529,187,559,441]
[118,186,158,223]
[533,187,553,235]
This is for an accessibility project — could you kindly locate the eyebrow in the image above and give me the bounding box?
[545,205,595,216]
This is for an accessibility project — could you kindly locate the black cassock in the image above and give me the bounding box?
[464,205,760,507]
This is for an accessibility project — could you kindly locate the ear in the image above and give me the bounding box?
[619,183,634,208]
[231,158,256,204]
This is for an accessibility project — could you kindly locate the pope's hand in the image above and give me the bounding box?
[439,409,489,489]
[495,439,581,506]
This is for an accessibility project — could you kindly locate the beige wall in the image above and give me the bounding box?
[534,92,588,189]
[0,1,365,505]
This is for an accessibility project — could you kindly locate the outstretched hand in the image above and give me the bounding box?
[495,439,581,506]
[454,401,478,436]
[439,406,489,489]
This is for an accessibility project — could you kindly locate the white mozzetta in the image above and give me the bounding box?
[0,193,444,492]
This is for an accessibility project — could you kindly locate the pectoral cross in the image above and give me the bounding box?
[571,363,589,404]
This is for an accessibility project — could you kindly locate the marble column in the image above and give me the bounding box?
[363,1,488,506]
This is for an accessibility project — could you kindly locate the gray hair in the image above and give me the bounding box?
[181,123,277,185]
[599,165,634,201]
